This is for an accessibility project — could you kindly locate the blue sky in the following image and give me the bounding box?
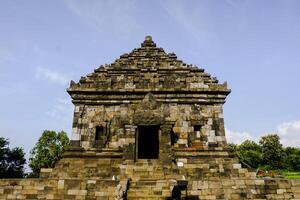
[1,0,300,161]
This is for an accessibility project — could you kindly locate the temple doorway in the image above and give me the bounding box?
[137,125,159,159]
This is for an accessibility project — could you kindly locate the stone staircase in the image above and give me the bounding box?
[119,160,180,181]
[127,180,171,200]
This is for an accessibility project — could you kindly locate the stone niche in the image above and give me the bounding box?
[1,36,300,200]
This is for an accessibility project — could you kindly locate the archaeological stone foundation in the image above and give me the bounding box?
[1,36,300,199]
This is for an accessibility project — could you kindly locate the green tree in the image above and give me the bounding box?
[259,134,284,169]
[283,147,300,171]
[0,137,26,178]
[28,130,69,177]
[229,134,300,171]
[239,140,261,152]
[229,140,263,168]
[239,140,263,168]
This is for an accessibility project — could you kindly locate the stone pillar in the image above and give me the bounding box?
[159,124,173,165]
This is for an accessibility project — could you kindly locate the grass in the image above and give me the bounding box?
[273,170,300,179]
[283,172,300,179]
[256,168,300,179]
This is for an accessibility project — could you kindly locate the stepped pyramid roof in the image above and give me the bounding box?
[67,36,230,104]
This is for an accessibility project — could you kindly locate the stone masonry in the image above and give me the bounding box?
[1,36,300,199]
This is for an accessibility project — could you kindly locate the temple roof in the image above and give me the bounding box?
[67,36,230,100]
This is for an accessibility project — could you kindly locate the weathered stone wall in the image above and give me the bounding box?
[186,178,300,199]
[0,150,292,199]
[0,178,119,199]
[71,101,227,151]
[49,156,123,179]
[1,177,300,199]
[43,151,247,180]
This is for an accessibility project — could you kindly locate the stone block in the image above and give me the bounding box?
[87,180,96,184]
[40,168,53,173]
[198,181,209,190]
[291,186,300,193]
[58,180,64,190]
[232,164,241,169]
[255,180,265,186]
[276,189,286,194]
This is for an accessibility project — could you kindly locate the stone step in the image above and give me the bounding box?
[127,190,171,198]
[128,197,167,200]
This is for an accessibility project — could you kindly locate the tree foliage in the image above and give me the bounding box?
[28,130,69,177]
[0,137,26,178]
[229,140,262,168]
[229,134,300,171]
[283,147,300,171]
[259,134,284,169]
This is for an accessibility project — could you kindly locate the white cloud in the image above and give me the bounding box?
[160,1,217,45]
[226,120,300,147]
[225,128,255,144]
[277,120,300,147]
[45,98,73,121]
[64,0,139,37]
[35,67,69,85]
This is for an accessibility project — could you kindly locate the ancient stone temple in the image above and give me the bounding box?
[66,35,230,165]
[1,36,300,199]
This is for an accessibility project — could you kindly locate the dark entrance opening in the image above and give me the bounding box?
[95,125,104,147]
[137,125,159,159]
[170,127,178,146]
[95,126,104,141]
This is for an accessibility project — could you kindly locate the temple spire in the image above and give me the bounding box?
[141,35,156,47]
